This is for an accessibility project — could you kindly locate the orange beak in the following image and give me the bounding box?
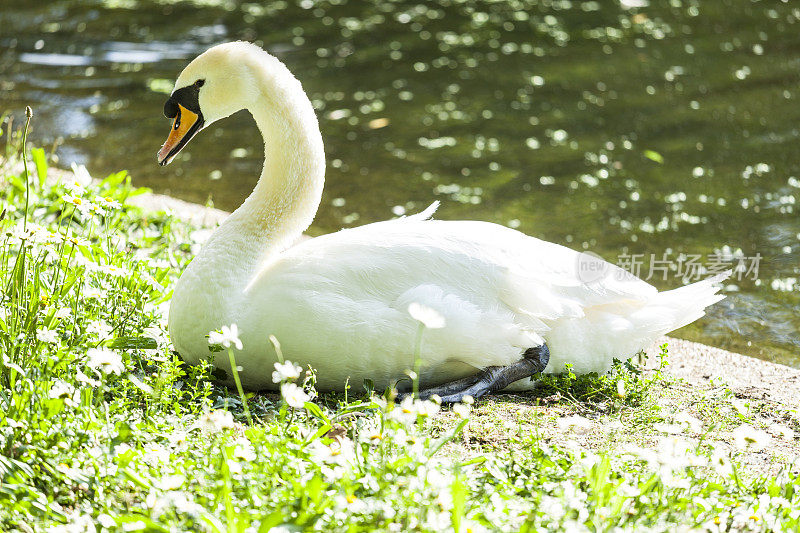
[157,104,203,166]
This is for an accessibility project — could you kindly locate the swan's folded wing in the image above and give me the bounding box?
[257,217,658,331]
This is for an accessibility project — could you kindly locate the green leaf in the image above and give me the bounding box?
[450,471,467,533]
[7,174,25,193]
[0,454,35,479]
[302,423,333,447]
[43,398,65,418]
[114,421,133,444]
[108,336,157,350]
[129,374,155,396]
[303,401,329,422]
[100,170,128,188]
[362,378,374,394]
[116,514,169,532]
[458,456,486,467]
[115,448,138,469]
[257,512,288,533]
[643,149,664,164]
[591,456,611,497]
[122,468,151,490]
[31,147,47,190]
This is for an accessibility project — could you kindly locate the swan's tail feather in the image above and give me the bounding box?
[544,271,730,376]
[404,201,440,222]
[636,270,731,336]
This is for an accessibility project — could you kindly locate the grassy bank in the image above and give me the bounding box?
[1,114,799,532]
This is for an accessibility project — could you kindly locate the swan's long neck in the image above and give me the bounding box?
[229,83,325,254]
[183,55,325,296]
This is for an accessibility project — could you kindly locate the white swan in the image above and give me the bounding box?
[157,42,729,401]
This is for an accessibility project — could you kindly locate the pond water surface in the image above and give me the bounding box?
[2,0,799,368]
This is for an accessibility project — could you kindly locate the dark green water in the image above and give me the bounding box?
[2,0,799,367]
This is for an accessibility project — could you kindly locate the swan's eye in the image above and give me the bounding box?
[195,79,205,87]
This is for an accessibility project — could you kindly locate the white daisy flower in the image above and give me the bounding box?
[52,512,94,533]
[674,412,703,434]
[76,370,101,387]
[208,324,243,350]
[86,320,113,338]
[7,223,34,242]
[710,449,734,477]
[387,396,419,426]
[232,437,256,461]
[63,194,92,216]
[767,423,795,442]
[280,382,310,408]
[62,176,86,195]
[407,302,445,329]
[195,409,235,433]
[272,360,302,383]
[82,287,103,300]
[452,401,471,419]
[69,162,93,188]
[100,265,130,278]
[557,414,593,434]
[96,514,115,529]
[97,196,121,210]
[86,347,124,375]
[48,380,75,400]
[732,424,771,452]
[65,235,90,248]
[88,203,106,217]
[36,327,59,344]
[156,475,185,491]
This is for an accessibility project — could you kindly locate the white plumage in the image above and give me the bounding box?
[162,42,729,392]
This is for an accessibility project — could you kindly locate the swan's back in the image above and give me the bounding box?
[258,215,657,317]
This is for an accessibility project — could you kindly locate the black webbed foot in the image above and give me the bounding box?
[411,343,550,404]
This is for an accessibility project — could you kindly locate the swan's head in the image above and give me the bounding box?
[157,42,259,166]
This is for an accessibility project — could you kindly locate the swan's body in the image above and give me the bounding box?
[161,42,728,392]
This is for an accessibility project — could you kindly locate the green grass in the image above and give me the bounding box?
[1,113,799,532]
